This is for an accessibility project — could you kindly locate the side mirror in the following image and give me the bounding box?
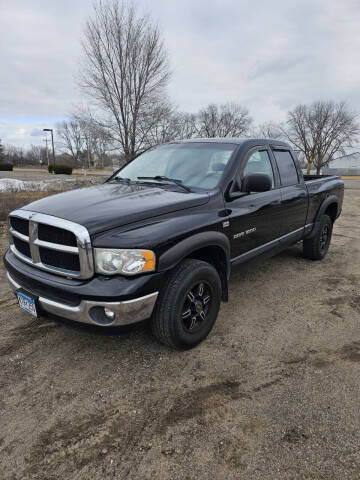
[241,173,272,193]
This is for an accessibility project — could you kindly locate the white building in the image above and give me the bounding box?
[323,152,360,175]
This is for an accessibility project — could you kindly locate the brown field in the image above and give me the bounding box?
[341,175,360,180]
[0,189,359,479]
[0,191,56,221]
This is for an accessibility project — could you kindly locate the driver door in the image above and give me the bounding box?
[225,147,283,259]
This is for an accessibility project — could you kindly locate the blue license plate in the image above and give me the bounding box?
[17,291,38,317]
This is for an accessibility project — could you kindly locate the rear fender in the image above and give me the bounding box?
[305,195,339,239]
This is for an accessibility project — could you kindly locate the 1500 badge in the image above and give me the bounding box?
[233,227,256,239]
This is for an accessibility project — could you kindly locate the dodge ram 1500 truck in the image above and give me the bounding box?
[4,138,344,349]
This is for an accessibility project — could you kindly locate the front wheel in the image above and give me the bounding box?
[151,259,221,349]
[303,214,333,260]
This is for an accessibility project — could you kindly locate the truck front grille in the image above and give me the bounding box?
[10,216,29,236]
[38,223,78,247]
[8,210,94,279]
[13,236,31,258]
[39,247,81,271]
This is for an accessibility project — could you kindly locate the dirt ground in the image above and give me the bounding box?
[0,188,360,480]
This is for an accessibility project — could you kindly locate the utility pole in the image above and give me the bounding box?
[43,128,55,166]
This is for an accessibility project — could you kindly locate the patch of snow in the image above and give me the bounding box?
[0,178,53,192]
[0,177,103,193]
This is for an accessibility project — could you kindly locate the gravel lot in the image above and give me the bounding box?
[0,189,359,479]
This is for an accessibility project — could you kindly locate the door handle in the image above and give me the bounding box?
[218,209,232,217]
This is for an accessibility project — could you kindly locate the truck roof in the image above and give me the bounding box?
[173,137,290,148]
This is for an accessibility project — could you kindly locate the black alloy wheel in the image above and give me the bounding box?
[319,224,330,254]
[303,214,333,260]
[181,281,212,333]
[151,259,222,349]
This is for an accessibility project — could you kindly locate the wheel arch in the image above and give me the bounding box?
[324,202,338,223]
[306,195,339,239]
[158,232,231,302]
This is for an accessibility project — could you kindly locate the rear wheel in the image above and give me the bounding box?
[151,259,221,349]
[303,214,333,260]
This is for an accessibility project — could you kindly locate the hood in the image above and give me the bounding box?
[22,182,209,235]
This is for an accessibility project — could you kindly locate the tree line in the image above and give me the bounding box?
[56,103,252,169]
[3,1,359,173]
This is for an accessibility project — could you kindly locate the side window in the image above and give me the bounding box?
[242,150,274,188]
[273,150,299,187]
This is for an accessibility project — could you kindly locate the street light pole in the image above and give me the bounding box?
[43,128,55,166]
[43,138,50,166]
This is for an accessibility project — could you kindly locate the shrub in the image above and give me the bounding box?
[0,163,13,171]
[52,164,73,175]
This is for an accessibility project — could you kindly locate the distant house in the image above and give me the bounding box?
[322,152,360,175]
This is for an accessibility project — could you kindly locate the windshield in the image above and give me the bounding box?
[114,142,237,189]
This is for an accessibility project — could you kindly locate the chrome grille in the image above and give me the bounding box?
[10,216,29,236]
[13,236,31,258]
[8,210,94,279]
[38,223,78,246]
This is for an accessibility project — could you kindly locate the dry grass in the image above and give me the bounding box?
[0,191,57,221]
[341,175,360,180]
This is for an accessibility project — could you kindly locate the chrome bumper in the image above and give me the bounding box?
[6,272,158,327]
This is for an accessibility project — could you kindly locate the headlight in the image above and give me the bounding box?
[94,248,155,275]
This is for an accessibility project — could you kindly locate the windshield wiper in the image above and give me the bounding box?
[137,176,191,193]
[112,176,132,184]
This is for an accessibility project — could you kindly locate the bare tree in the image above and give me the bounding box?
[91,125,114,167]
[196,103,252,138]
[57,110,115,168]
[252,121,283,140]
[0,139,5,162]
[57,119,85,164]
[140,107,197,147]
[135,98,174,147]
[282,101,359,174]
[76,111,115,168]
[80,1,171,161]
[27,145,48,165]
[172,112,197,140]
[5,145,24,166]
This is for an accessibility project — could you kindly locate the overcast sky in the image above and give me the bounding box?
[1,0,360,149]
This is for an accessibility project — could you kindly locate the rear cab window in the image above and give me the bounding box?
[273,150,299,187]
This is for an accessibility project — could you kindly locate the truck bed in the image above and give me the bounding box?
[303,174,339,182]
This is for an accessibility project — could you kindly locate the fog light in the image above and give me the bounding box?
[104,308,115,319]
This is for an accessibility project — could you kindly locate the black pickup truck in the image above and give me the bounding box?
[4,138,344,349]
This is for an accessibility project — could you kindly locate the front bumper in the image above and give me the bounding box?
[4,249,161,327]
[6,271,158,327]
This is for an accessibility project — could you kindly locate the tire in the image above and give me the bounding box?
[303,214,333,260]
[151,259,221,349]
